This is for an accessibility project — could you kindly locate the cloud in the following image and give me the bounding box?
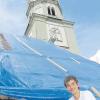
[90,50,100,64]
[0,0,27,35]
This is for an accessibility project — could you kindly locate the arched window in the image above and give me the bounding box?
[48,7,51,15]
[51,7,55,16]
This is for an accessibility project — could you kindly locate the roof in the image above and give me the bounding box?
[0,33,100,99]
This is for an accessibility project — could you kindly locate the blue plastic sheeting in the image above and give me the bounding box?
[0,34,100,99]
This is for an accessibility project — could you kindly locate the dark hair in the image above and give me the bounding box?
[64,75,78,87]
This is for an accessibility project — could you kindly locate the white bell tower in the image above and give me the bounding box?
[25,0,79,54]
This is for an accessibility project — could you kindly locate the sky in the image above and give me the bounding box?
[0,0,100,58]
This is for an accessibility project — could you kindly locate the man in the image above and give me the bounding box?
[64,75,96,100]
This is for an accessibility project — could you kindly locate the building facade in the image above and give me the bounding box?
[25,0,79,54]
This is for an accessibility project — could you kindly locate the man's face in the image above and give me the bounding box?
[66,79,79,94]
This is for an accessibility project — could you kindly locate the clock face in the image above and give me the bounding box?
[49,28,62,43]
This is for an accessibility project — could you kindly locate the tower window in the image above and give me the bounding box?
[48,7,51,15]
[48,6,56,16]
[51,7,55,16]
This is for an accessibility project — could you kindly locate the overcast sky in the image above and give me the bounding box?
[0,0,100,58]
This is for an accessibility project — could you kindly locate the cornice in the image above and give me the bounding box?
[30,13,74,25]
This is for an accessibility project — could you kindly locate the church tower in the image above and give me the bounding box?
[25,0,79,54]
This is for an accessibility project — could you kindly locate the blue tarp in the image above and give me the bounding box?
[0,34,100,99]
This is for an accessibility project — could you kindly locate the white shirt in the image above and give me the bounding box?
[69,90,96,100]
